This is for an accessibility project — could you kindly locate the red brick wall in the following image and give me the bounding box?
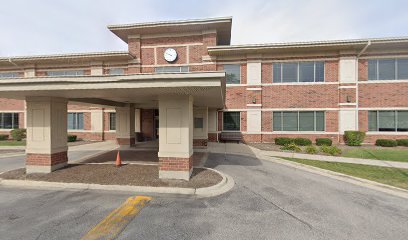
[0,98,24,110]
[358,59,368,81]
[359,83,408,107]
[26,151,68,166]
[262,63,272,84]
[225,86,246,109]
[325,60,339,82]
[159,156,193,172]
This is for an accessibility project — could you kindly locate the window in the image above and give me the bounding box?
[67,113,84,130]
[109,113,116,130]
[109,68,125,75]
[47,70,84,76]
[155,66,189,73]
[194,118,204,129]
[223,112,240,131]
[368,58,408,80]
[273,111,325,131]
[0,72,19,78]
[368,110,408,132]
[223,64,241,84]
[0,113,19,129]
[273,61,325,83]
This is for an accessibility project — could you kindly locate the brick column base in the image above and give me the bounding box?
[116,138,136,146]
[26,151,68,173]
[159,156,193,180]
[193,139,208,148]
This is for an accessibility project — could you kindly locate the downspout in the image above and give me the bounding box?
[355,40,371,136]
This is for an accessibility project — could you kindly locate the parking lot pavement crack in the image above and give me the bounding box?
[240,185,314,230]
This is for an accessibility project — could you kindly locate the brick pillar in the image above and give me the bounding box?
[115,104,135,148]
[26,97,68,173]
[158,95,193,180]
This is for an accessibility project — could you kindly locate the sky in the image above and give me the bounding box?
[1,0,407,56]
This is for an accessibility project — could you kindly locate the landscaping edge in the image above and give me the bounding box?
[0,167,235,198]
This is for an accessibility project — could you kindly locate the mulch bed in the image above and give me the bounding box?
[0,164,222,188]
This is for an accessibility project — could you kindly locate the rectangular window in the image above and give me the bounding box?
[109,113,116,130]
[109,68,125,75]
[223,112,240,131]
[67,113,84,130]
[368,58,408,81]
[194,118,204,129]
[273,61,324,83]
[223,64,241,84]
[0,72,19,78]
[273,111,325,131]
[155,66,189,73]
[0,113,19,129]
[47,70,84,76]
[368,110,408,132]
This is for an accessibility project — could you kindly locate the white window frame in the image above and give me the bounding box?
[222,111,241,132]
[273,111,325,132]
[223,64,241,84]
[273,61,325,83]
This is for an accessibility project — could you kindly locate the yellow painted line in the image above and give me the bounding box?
[81,196,152,240]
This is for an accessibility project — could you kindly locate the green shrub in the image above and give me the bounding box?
[316,138,332,146]
[375,139,397,147]
[0,134,8,141]
[344,131,366,146]
[305,145,318,154]
[293,138,312,146]
[280,143,301,152]
[320,146,342,156]
[396,139,408,147]
[67,135,78,142]
[10,129,26,141]
[275,137,294,146]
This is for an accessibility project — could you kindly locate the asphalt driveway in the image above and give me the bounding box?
[1,152,408,239]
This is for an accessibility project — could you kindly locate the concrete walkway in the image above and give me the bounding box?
[207,142,408,169]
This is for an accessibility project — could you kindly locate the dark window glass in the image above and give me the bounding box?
[223,65,241,84]
[368,60,377,80]
[155,66,189,73]
[299,62,315,82]
[273,63,282,83]
[0,72,19,78]
[47,70,84,76]
[0,113,19,129]
[378,59,395,80]
[273,111,324,131]
[299,111,315,131]
[397,59,408,80]
[282,112,298,131]
[194,118,204,129]
[368,111,378,131]
[282,63,298,82]
[378,111,395,132]
[109,68,125,75]
[397,111,408,132]
[315,111,325,131]
[109,113,116,130]
[315,62,325,82]
[223,112,240,131]
[67,113,84,130]
[273,112,282,131]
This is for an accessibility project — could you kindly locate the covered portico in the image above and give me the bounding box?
[0,72,225,180]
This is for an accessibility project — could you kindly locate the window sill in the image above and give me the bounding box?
[367,132,408,135]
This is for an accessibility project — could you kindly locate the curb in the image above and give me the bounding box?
[0,167,234,198]
[258,154,408,200]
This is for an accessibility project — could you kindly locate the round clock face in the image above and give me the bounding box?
[164,48,177,62]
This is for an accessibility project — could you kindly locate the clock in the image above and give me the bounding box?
[164,48,177,62]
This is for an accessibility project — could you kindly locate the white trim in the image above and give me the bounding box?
[68,130,90,133]
[226,82,339,87]
[338,85,357,89]
[0,110,24,113]
[339,103,357,106]
[223,108,339,112]
[246,88,262,91]
[359,80,408,84]
[140,31,204,39]
[359,107,408,110]
[241,131,339,135]
[217,60,247,64]
[208,131,221,134]
[141,62,214,67]
[246,104,262,107]
[67,110,92,113]
[367,132,408,136]
[360,55,408,60]
[141,43,203,48]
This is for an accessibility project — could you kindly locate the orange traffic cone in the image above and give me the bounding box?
[115,151,122,167]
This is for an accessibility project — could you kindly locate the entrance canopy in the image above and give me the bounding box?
[0,71,226,108]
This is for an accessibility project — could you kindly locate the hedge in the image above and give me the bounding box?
[375,139,397,147]
[320,146,342,156]
[293,138,312,146]
[275,137,294,146]
[10,129,26,141]
[344,131,366,146]
[280,143,301,152]
[305,145,318,154]
[0,134,8,141]
[67,135,78,142]
[315,138,332,146]
[396,139,408,147]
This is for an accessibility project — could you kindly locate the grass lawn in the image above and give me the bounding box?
[283,157,408,190]
[341,148,408,162]
[0,140,26,146]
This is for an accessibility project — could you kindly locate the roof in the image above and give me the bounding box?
[108,16,232,45]
[208,37,408,56]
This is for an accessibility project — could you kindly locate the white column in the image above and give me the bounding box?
[90,108,104,140]
[26,97,68,173]
[339,57,357,83]
[115,104,135,147]
[158,95,193,180]
[193,107,208,148]
[247,110,262,133]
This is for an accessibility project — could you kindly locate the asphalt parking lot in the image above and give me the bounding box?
[1,152,408,239]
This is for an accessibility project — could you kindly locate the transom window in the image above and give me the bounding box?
[0,113,19,129]
[273,111,325,131]
[368,58,408,80]
[109,68,125,75]
[68,113,84,130]
[223,64,241,84]
[368,110,408,132]
[47,70,84,76]
[109,113,116,130]
[223,112,240,131]
[0,72,19,78]
[273,61,325,83]
[155,66,189,73]
[194,118,204,129]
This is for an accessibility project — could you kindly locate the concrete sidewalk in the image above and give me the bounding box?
[207,142,408,169]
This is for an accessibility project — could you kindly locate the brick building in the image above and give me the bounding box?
[0,17,407,178]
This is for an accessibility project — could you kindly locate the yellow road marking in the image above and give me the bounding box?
[81,196,152,240]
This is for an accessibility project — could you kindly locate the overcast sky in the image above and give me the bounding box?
[1,0,407,56]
